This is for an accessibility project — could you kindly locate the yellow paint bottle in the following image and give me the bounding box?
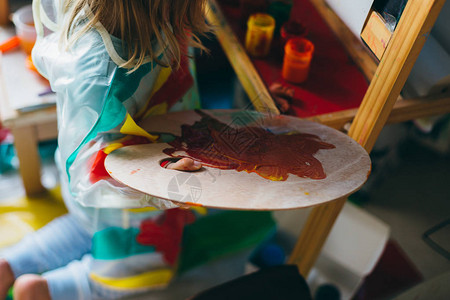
[245,13,276,57]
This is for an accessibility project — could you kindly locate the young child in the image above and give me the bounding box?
[0,0,210,299]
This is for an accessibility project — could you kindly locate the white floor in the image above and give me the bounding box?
[361,123,450,281]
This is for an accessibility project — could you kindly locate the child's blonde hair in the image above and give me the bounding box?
[63,0,210,71]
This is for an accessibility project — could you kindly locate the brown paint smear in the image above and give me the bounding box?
[164,110,335,181]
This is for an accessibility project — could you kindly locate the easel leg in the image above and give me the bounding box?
[11,125,46,196]
[288,0,445,278]
[288,197,346,276]
[0,0,9,26]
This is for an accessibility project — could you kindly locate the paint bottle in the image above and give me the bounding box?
[282,37,314,84]
[245,243,286,274]
[267,0,293,36]
[280,20,308,46]
[245,13,275,57]
[12,5,36,55]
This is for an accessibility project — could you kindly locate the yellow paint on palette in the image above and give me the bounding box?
[266,175,284,181]
[90,269,174,290]
[189,206,208,215]
[0,186,67,248]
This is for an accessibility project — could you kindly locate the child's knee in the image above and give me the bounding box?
[0,258,14,281]
[14,274,51,300]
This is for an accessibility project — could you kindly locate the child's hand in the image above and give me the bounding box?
[160,158,202,209]
[163,158,202,171]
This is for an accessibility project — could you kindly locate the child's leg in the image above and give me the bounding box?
[0,213,91,298]
[42,255,92,300]
[11,255,92,300]
[1,213,91,277]
[13,274,51,300]
[0,259,15,299]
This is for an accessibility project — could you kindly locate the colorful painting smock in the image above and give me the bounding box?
[32,0,201,294]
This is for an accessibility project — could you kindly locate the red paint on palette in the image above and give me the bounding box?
[164,110,335,181]
[130,169,141,175]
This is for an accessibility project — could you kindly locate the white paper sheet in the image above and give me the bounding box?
[0,27,55,112]
[325,0,375,36]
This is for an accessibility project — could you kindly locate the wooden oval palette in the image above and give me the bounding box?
[105,110,371,210]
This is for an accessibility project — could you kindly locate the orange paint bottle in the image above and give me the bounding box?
[282,37,314,84]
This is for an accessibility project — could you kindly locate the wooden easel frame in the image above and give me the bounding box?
[0,0,9,26]
[288,0,448,276]
[206,0,448,277]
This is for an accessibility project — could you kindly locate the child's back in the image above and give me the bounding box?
[0,0,210,299]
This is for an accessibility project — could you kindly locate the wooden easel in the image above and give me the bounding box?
[0,0,9,26]
[288,0,448,276]
[206,0,448,277]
